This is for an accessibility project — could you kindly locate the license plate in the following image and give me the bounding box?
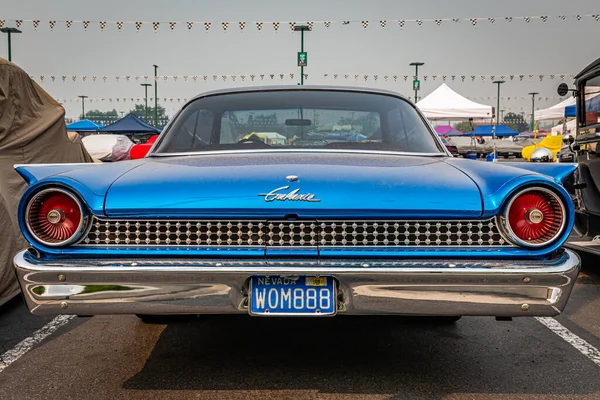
[249,276,336,316]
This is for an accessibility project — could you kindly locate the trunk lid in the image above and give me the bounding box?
[104,152,482,218]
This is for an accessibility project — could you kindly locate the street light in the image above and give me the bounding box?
[492,80,505,139]
[0,27,22,62]
[294,25,309,85]
[409,62,425,103]
[140,83,152,121]
[153,64,159,127]
[78,95,88,120]
[528,92,539,131]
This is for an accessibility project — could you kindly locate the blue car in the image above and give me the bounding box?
[13,86,580,321]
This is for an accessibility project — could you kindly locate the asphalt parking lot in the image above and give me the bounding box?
[0,251,599,400]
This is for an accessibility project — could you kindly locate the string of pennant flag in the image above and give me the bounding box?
[58,97,188,104]
[468,96,564,102]
[54,96,563,104]
[1,13,599,32]
[31,73,577,83]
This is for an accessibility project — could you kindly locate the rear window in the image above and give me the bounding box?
[153,90,443,154]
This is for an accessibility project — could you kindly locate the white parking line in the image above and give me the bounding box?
[0,315,74,373]
[536,317,600,367]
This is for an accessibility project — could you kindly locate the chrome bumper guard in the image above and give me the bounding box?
[13,249,580,317]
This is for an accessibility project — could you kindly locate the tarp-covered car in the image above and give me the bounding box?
[81,134,134,162]
[13,86,579,321]
[0,58,92,305]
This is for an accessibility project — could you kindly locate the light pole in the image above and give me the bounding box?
[141,83,152,121]
[409,62,425,103]
[0,27,22,62]
[153,64,159,126]
[294,25,309,85]
[492,80,505,139]
[78,95,88,120]
[528,92,539,131]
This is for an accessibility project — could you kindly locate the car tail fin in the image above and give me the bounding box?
[500,162,577,185]
[14,163,91,185]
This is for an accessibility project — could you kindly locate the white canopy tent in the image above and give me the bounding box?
[551,119,577,135]
[534,97,575,121]
[416,83,493,121]
[535,89,600,121]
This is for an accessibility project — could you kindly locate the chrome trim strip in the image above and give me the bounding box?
[16,249,572,272]
[149,149,448,158]
[13,249,581,317]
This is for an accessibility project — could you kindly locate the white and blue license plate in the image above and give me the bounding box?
[249,276,336,316]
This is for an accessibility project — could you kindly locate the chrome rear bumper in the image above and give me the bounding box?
[13,249,580,317]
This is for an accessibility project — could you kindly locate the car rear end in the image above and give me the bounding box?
[13,167,579,318]
[12,87,580,319]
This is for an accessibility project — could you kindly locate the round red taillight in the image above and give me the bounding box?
[504,188,565,247]
[26,189,87,246]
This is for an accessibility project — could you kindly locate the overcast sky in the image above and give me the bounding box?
[1,0,599,121]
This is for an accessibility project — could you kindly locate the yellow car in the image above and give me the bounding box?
[521,135,563,162]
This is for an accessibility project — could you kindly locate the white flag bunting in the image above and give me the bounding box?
[0,14,598,33]
[32,72,576,83]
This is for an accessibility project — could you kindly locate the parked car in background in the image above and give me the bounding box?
[521,135,563,162]
[13,86,579,322]
[441,138,459,156]
[129,135,159,159]
[489,138,523,159]
[448,136,487,158]
[81,134,134,162]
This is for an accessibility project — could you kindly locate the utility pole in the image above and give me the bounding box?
[78,95,88,120]
[528,92,539,131]
[141,83,152,121]
[0,27,22,62]
[153,65,159,126]
[492,80,505,139]
[294,25,309,85]
[409,62,425,103]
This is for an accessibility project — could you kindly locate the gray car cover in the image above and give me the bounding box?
[0,58,93,305]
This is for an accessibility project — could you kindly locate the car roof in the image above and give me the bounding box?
[575,57,600,82]
[188,85,412,103]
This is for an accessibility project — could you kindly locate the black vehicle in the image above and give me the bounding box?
[559,58,600,254]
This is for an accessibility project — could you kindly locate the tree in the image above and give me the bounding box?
[129,104,167,120]
[85,109,119,119]
[453,121,474,133]
[503,112,528,133]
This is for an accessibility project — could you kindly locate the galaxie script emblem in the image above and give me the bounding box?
[259,186,321,202]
